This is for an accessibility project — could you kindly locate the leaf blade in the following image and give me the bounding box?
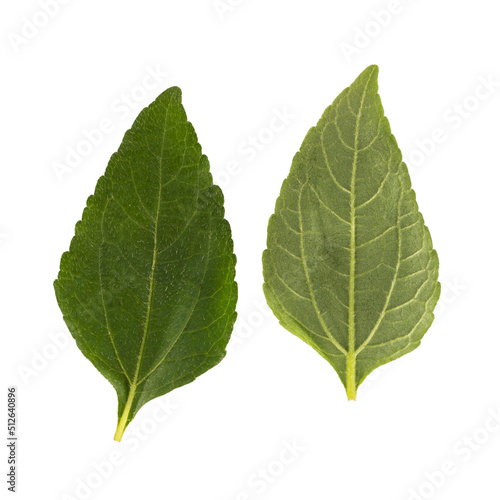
[263,66,440,399]
[55,87,237,439]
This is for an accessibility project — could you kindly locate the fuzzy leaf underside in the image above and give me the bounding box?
[55,87,237,438]
[263,66,440,399]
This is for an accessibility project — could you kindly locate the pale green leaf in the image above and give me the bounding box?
[263,66,440,400]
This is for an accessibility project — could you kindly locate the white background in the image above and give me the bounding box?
[2,1,500,499]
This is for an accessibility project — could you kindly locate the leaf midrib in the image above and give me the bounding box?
[346,69,374,399]
[118,101,210,397]
[112,97,175,440]
[131,98,175,391]
[346,69,404,397]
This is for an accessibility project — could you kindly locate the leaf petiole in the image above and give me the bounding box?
[114,384,136,442]
[346,353,357,401]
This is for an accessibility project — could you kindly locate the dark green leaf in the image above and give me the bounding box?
[263,66,440,400]
[55,87,237,440]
